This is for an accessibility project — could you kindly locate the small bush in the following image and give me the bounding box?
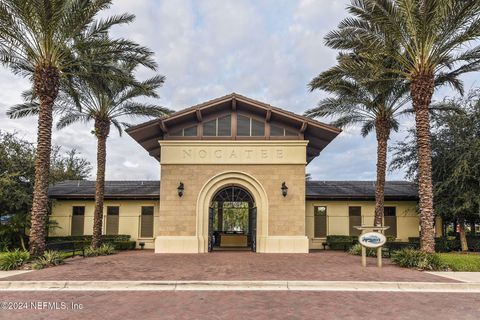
[391,248,444,271]
[84,243,116,257]
[348,244,377,257]
[0,249,30,270]
[112,241,136,250]
[31,251,65,270]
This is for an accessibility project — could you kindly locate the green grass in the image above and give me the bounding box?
[438,253,480,271]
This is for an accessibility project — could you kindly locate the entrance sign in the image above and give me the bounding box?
[354,226,390,268]
[358,232,386,248]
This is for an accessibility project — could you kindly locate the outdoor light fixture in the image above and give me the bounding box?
[281,182,288,197]
[177,182,184,197]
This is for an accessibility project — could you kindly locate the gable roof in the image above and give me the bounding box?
[49,180,417,201]
[126,93,341,163]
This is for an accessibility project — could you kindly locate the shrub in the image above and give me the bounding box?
[0,249,30,270]
[348,243,377,257]
[47,234,131,243]
[31,251,65,270]
[112,241,136,250]
[391,248,444,271]
[84,243,116,257]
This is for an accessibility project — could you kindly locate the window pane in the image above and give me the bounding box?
[285,129,297,136]
[270,125,284,136]
[72,206,85,216]
[107,206,119,215]
[251,119,265,136]
[203,119,216,136]
[314,206,327,237]
[217,115,231,136]
[384,207,396,216]
[237,115,250,136]
[183,125,197,136]
[349,206,361,217]
[141,206,154,215]
[170,129,182,136]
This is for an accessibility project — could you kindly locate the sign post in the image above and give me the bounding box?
[354,226,389,267]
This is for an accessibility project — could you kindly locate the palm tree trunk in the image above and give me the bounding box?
[29,65,60,257]
[374,120,390,227]
[458,216,468,252]
[411,74,436,253]
[91,119,110,249]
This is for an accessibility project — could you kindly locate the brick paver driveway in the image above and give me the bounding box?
[2,250,452,282]
[1,291,479,320]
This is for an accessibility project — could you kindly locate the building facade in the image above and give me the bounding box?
[48,94,442,253]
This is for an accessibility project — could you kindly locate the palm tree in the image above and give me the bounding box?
[306,54,410,227]
[323,0,480,252]
[9,62,171,248]
[0,0,156,256]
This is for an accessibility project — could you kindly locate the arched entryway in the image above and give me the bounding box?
[208,185,257,252]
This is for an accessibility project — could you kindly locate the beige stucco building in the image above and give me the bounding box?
[48,94,441,253]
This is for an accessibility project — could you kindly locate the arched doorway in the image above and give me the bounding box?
[208,185,257,252]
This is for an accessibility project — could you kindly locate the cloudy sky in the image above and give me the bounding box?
[0,0,477,181]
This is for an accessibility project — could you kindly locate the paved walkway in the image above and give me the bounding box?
[427,272,480,283]
[1,291,479,320]
[0,270,31,279]
[1,250,454,282]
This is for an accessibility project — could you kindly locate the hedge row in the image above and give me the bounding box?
[47,235,131,242]
[326,235,397,251]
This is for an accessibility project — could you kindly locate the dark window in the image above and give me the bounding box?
[72,206,85,216]
[349,206,361,236]
[106,206,119,235]
[251,119,265,136]
[203,115,231,136]
[384,207,397,238]
[71,206,85,236]
[237,115,250,136]
[285,129,297,136]
[237,115,265,136]
[183,125,197,136]
[107,206,119,215]
[270,125,284,136]
[203,119,216,136]
[140,206,154,238]
[217,115,231,136]
[170,125,197,137]
[314,206,327,238]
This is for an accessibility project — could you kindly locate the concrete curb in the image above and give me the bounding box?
[1,280,480,292]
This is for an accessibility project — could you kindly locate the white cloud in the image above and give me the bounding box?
[0,0,476,182]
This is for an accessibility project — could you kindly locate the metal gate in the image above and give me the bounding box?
[208,206,215,252]
[250,207,257,252]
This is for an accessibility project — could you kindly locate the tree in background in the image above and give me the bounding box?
[9,61,171,248]
[323,0,480,252]
[0,0,156,256]
[391,90,480,251]
[0,131,91,250]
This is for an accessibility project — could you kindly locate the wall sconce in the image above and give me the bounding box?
[177,182,184,197]
[281,182,288,197]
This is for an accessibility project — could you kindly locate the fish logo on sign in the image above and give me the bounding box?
[359,232,386,248]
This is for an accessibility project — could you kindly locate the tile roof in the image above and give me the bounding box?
[49,180,417,201]
[306,181,418,200]
[48,180,160,199]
